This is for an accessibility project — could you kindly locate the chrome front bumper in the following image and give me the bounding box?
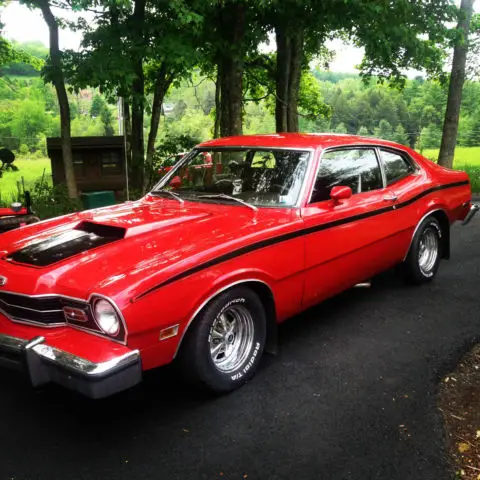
[0,334,142,399]
[463,203,479,226]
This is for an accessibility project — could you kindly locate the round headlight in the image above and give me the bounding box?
[94,299,120,336]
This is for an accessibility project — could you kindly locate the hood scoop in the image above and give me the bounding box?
[6,221,126,267]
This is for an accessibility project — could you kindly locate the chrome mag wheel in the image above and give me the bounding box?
[418,226,439,275]
[209,304,255,373]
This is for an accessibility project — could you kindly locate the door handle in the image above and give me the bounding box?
[383,195,398,202]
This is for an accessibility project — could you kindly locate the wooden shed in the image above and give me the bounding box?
[46,136,126,197]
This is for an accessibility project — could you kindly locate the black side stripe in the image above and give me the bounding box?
[134,180,469,300]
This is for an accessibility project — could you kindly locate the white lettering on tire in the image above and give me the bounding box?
[231,341,261,381]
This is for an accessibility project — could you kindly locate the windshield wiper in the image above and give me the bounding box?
[198,194,258,211]
[150,190,184,203]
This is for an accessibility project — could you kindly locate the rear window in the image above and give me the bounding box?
[380,149,415,185]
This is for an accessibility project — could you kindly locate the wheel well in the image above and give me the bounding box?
[431,210,450,259]
[175,280,278,358]
[243,281,278,355]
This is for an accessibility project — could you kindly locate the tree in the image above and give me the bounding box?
[419,124,442,150]
[374,119,393,141]
[357,126,369,136]
[67,0,202,191]
[90,94,105,118]
[20,0,77,198]
[258,0,456,134]
[100,104,114,136]
[438,0,475,168]
[393,124,409,146]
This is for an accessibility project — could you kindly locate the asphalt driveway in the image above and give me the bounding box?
[1,216,479,480]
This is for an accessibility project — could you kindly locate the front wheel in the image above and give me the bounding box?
[403,216,442,284]
[178,287,266,393]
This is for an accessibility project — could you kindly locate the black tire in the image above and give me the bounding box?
[403,216,443,284]
[178,286,266,393]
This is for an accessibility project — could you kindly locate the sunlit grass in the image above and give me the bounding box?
[0,156,51,202]
[421,147,480,167]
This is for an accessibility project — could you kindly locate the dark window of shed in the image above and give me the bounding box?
[380,149,415,185]
[101,152,122,175]
[73,152,86,177]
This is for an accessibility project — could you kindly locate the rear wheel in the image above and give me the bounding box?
[403,216,442,284]
[178,287,266,393]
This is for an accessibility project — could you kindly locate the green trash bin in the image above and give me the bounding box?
[80,191,116,210]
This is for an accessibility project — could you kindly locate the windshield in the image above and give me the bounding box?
[151,148,310,207]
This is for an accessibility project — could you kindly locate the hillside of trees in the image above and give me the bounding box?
[2,42,480,157]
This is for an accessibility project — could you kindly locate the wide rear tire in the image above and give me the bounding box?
[403,216,442,284]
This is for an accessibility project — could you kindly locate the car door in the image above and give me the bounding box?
[300,146,405,309]
[376,147,426,254]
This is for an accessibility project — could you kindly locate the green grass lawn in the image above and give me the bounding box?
[0,157,51,202]
[421,147,480,168]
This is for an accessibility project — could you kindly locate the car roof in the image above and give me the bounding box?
[198,133,406,150]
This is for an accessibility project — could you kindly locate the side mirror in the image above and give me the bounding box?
[330,186,352,201]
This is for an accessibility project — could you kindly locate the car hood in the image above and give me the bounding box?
[0,197,300,301]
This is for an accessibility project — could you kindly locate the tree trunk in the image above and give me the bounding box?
[275,25,304,133]
[123,99,132,166]
[130,68,145,192]
[145,65,173,170]
[37,0,77,199]
[438,0,475,168]
[287,29,303,132]
[129,0,146,192]
[275,25,291,133]
[218,3,245,137]
[214,66,221,138]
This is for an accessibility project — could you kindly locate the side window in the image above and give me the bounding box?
[380,149,415,185]
[310,148,382,203]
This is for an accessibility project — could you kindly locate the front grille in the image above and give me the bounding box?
[0,291,87,326]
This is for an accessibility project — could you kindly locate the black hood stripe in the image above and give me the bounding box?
[134,180,469,300]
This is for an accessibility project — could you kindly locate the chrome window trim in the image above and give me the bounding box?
[173,278,274,358]
[307,144,385,205]
[149,146,315,209]
[403,208,443,261]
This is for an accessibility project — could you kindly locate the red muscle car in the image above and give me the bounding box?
[0,134,477,398]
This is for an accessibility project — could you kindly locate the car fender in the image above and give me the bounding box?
[172,272,278,358]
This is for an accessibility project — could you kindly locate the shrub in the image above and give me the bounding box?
[30,181,82,220]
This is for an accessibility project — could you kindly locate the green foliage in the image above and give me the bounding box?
[18,144,29,156]
[374,119,394,141]
[357,126,370,136]
[145,132,200,190]
[0,41,47,76]
[30,181,82,220]
[418,124,442,150]
[90,94,105,118]
[10,99,52,150]
[393,124,409,146]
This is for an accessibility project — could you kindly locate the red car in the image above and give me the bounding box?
[0,134,477,398]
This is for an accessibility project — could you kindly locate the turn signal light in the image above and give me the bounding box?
[63,306,88,323]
